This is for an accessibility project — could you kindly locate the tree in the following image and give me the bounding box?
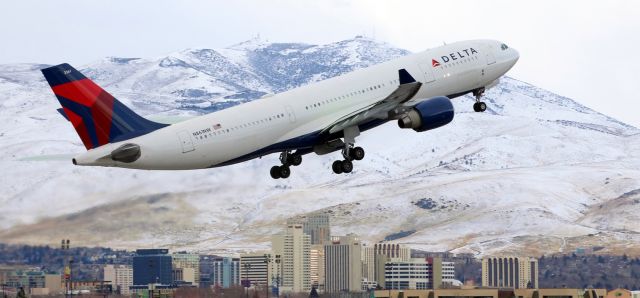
[309,287,319,298]
[16,287,26,298]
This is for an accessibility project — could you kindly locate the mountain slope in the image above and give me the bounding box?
[0,37,638,257]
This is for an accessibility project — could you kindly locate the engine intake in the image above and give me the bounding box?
[398,96,454,132]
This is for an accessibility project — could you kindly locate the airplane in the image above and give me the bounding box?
[41,39,519,179]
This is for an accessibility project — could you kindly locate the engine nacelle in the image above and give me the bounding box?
[397,96,454,132]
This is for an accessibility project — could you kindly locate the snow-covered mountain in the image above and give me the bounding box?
[0,37,639,257]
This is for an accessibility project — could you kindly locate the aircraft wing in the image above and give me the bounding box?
[323,69,422,134]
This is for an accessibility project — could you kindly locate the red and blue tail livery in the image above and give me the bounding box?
[41,64,167,150]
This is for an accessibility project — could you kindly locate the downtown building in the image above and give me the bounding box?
[172,252,200,285]
[240,253,270,289]
[4,270,62,295]
[310,244,325,290]
[199,255,216,288]
[324,234,362,293]
[362,243,411,288]
[103,264,133,295]
[211,257,240,288]
[132,249,173,286]
[288,214,331,245]
[266,253,284,290]
[305,214,331,245]
[482,256,538,288]
[384,257,454,290]
[272,223,311,293]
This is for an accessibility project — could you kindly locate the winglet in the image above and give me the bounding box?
[398,69,416,85]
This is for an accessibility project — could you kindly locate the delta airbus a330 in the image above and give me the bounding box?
[42,39,519,179]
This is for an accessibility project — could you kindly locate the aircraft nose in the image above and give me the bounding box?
[511,48,520,63]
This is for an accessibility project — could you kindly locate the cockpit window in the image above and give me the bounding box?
[501,43,509,50]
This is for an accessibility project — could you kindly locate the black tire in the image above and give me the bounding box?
[341,160,353,173]
[352,147,365,161]
[332,160,343,174]
[270,166,281,179]
[473,102,480,112]
[478,101,487,112]
[279,165,291,178]
[290,154,302,166]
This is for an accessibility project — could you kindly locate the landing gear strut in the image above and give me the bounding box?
[332,126,365,175]
[270,150,302,179]
[473,88,487,112]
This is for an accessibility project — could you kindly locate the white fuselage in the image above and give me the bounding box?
[74,39,519,170]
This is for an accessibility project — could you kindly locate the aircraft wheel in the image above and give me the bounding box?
[473,102,487,112]
[270,166,281,179]
[351,147,365,161]
[279,165,291,179]
[289,154,302,166]
[478,101,487,112]
[332,160,344,174]
[341,160,353,173]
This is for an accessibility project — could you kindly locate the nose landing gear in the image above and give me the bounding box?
[473,88,487,112]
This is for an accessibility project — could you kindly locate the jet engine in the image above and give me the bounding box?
[397,96,454,132]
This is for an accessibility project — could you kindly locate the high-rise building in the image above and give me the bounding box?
[305,214,331,245]
[272,223,311,293]
[482,256,538,289]
[442,261,456,285]
[199,255,216,288]
[266,253,283,289]
[362,243,411,286]
[309,245,325,290]
[172,252,200,284]
[132,249,172,285]
[103,265,133,294]
[210,257,240,288]
[324,234,362,293]
[384,257,451,290]
[240,253,270,289]
[288,214,330,245]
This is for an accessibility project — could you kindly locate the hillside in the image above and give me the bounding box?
[0,37,639,257]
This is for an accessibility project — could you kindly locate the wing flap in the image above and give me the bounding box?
[325,69,422,134]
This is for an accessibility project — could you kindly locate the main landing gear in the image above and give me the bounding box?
[270,150,302,179]
[332,146,364,174]
[332,126,365,175]
[473,88,487,112]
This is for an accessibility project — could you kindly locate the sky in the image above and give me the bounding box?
[1,0,639,127]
